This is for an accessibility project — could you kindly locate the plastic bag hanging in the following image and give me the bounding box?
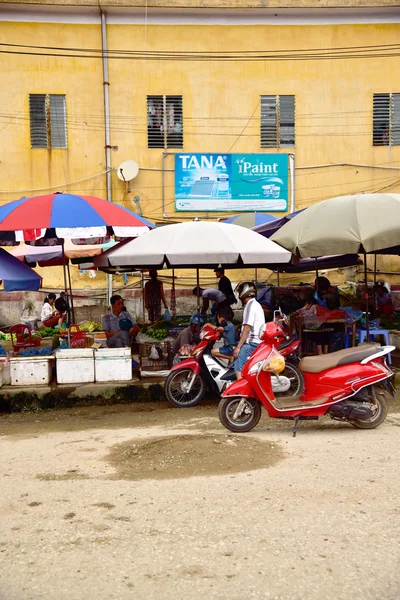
[149,345,159,360]
[262,347,285,374]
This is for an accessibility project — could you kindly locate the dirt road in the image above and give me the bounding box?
[1,398,400,600]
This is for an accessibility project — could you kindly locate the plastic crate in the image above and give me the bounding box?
[139,341,172,371]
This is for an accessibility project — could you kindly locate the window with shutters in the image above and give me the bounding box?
[260,95,295,148]
[29,94,67,149]
[147,95,183,149]
[373,93,400,146]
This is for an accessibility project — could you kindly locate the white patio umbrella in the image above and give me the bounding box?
[94,221,292,270]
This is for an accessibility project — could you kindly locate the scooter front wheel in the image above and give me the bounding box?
[218,396,261,433]
[165,368,206,408]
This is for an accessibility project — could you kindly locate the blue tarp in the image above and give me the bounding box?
[0,248,41,291]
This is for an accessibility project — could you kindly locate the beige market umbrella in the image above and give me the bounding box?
[271,193,400,333]
[271,193,400,257]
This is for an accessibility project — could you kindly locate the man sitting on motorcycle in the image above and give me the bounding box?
[233,282,265,380]
[206,307,237,362]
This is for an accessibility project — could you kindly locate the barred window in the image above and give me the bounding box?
[147,95,183,149]
[29,94,67,149]
[373,93,400,146]
[261,95,295,148]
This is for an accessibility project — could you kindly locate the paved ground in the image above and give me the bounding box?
[0,396,400,600]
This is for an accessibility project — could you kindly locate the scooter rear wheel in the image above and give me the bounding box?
[218,396,261,433]
[165,368,206,408]
[350,385,388,430]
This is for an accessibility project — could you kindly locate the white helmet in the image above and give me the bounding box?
[236,281,256,302]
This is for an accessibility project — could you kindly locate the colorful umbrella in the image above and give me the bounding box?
[0,193,155,242]
[223,213,276,228]
[0,248,41,292]
[11,239,117,268]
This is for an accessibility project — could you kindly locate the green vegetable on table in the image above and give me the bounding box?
[147,326,168,340]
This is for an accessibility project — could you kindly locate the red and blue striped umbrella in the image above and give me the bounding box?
[0,193,155,242]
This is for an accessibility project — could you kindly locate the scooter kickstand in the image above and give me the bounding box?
[292,417,300,438]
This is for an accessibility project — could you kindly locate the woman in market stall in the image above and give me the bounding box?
[374,282,395,317]
[303,277,341,355]
[144,270,168,323]
[41,293,67,329]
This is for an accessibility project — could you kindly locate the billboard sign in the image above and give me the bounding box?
[175,153,289,212]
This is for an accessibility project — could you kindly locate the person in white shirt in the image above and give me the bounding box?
[233,282,265,380]
[41,293,66,329]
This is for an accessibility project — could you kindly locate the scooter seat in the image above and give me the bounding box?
[299,344,379,374]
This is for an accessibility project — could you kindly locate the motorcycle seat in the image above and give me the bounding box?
[299,344,379,374]
[278,337,295,351]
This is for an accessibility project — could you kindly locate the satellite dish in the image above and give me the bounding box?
[117,160,139,182]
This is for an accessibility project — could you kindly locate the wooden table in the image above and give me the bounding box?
[290,315,356,357]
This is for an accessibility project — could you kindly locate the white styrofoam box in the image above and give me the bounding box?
[56,348,94,384]
[95,347,132,382]
[10,356,54,386]
[389,332,400,351]
[0,356,10,386]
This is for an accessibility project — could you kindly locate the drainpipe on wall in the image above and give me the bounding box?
[101,9,113,304]
[289,153,295,213]
[162,152,168,218]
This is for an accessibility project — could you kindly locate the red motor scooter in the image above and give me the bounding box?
[219,320,395,435]
[165,323,302,408]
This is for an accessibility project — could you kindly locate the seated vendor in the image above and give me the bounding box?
[102,295,140,348]
[41,293,67,329]
[375,282,394,317]
[173,314,205,356]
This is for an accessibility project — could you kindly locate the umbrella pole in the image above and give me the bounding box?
[141,272,145,321]
[254,268,258,287]
[67,262,76,324]
[196,268,201,336]
[364,252,370,337]
[276,269,280,308]
[373,254,377,318]
[62,243,71,348]
[171,269,176,319]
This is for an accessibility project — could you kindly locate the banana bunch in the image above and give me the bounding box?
[79,321,102,333]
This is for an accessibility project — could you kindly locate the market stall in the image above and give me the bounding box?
[271,193,400,357]
[0,192,155,387]
[94,220,292,375]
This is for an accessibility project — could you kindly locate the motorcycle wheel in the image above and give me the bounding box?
[350,385,388,430]
[218,396,261,433]
[274,362,304,398]
[164,369,206,408]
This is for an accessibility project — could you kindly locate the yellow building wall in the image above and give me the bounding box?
[0,18,399,289]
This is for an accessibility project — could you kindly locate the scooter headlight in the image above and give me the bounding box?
[248,361,264,374]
